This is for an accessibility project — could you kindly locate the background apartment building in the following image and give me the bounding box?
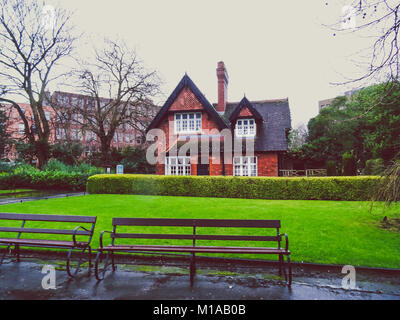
[2,91,160,161]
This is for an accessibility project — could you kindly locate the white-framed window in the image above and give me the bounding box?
[235,118,256,137]
[125,133,134,144]
[56,127,66,140]
[233,156,258,176]
[57,95,70,106]
[71,129,82,141]
[72,113,83,123]
[85,130,96,142]
[165,156,191,176]
[174,112,202,134]
[18,123,25,134]
[45,111,51,121]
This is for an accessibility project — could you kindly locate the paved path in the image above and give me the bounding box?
[0,191,86,205]
[0,254,399,300]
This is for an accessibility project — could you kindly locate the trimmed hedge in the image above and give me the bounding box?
[0,161,104,191]
[0,171,90,191]
[87,174,381,201]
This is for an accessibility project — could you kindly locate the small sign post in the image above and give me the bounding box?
[116,165,124,175]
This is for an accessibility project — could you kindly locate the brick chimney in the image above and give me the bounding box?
[216,61,229,113]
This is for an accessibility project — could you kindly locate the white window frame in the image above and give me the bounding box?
[18,123,25,134]
[71,129,82,141]
[56,127,66,140]
[233,156,258,177]
[235,118,256,137]
[165,156,191,176]
[174,112,202,134]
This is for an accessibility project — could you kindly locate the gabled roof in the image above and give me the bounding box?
[224,98,291,152]
[228,96,262,122]
[146,74,229,132]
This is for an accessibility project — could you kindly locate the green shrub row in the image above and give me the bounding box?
[0,160,104,191]
[87,174,381,201]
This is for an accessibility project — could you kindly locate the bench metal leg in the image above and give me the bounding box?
[286,255,292,287]
[94,251,113,281]
[66,246,92,278]
[0,245,11,266]
[111,251,116,271]
[190,253,196,287]
[15,245,20,262]
[278,254,283,276]
[0,244,18,266]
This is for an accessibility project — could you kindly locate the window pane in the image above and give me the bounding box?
[196,119,201,131]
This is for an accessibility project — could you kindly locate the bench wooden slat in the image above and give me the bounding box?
[102,244,289,254]
[112,218,281,228]
[0,227,91,236]
[113,218,195,227]
[0,238,86,247]
[0,213,97,223]
[112,233,280,242]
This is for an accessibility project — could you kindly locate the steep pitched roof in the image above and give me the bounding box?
[224,98,291,152]
[146,74,229,132]
[228,96,262,122]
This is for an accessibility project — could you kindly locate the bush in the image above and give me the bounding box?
[342,152,357,176]
[87,175,380,201]
[0,161,104,191]
[364,158,385,175]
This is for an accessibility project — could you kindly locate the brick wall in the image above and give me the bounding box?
[256,152,278,176]
[238,107,253,117]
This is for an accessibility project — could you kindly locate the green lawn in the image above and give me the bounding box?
[0,194,399,269]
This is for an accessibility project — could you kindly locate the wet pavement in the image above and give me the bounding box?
[0,252,399,300]
[0,191,86,205]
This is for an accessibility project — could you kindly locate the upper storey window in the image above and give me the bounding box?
[174,112,202,134]
[235,118,256,137]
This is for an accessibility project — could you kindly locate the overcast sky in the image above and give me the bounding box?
[46,0,375,128]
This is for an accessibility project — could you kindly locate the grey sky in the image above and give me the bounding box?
[46,0,375,128]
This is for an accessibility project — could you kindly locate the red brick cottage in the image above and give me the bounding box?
[146,62,291,177]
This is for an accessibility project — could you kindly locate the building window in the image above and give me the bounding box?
[233,156,257,176]
[72,113,83,123]
[85,130,96,142]
[71,129,82,141]
[125,133,134,144]
[165,156,191,176]
[56,128,66,140]
[174,112,201,134]
[235,119,256,137]
[45,111,51,121]
[18,124,25,134]
[136,135,143,145]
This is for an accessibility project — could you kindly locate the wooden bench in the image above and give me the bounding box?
[0,213,97,277]
[95,218,292,286]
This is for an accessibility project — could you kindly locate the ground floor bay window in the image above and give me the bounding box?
[165,156,191,176]
[233,156,258,176]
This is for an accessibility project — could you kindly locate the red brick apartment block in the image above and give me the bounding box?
[2,92,160,161]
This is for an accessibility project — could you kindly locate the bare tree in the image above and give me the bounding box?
[73,39,161,163]
[326,0,400,84]
[0,0,77,167]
